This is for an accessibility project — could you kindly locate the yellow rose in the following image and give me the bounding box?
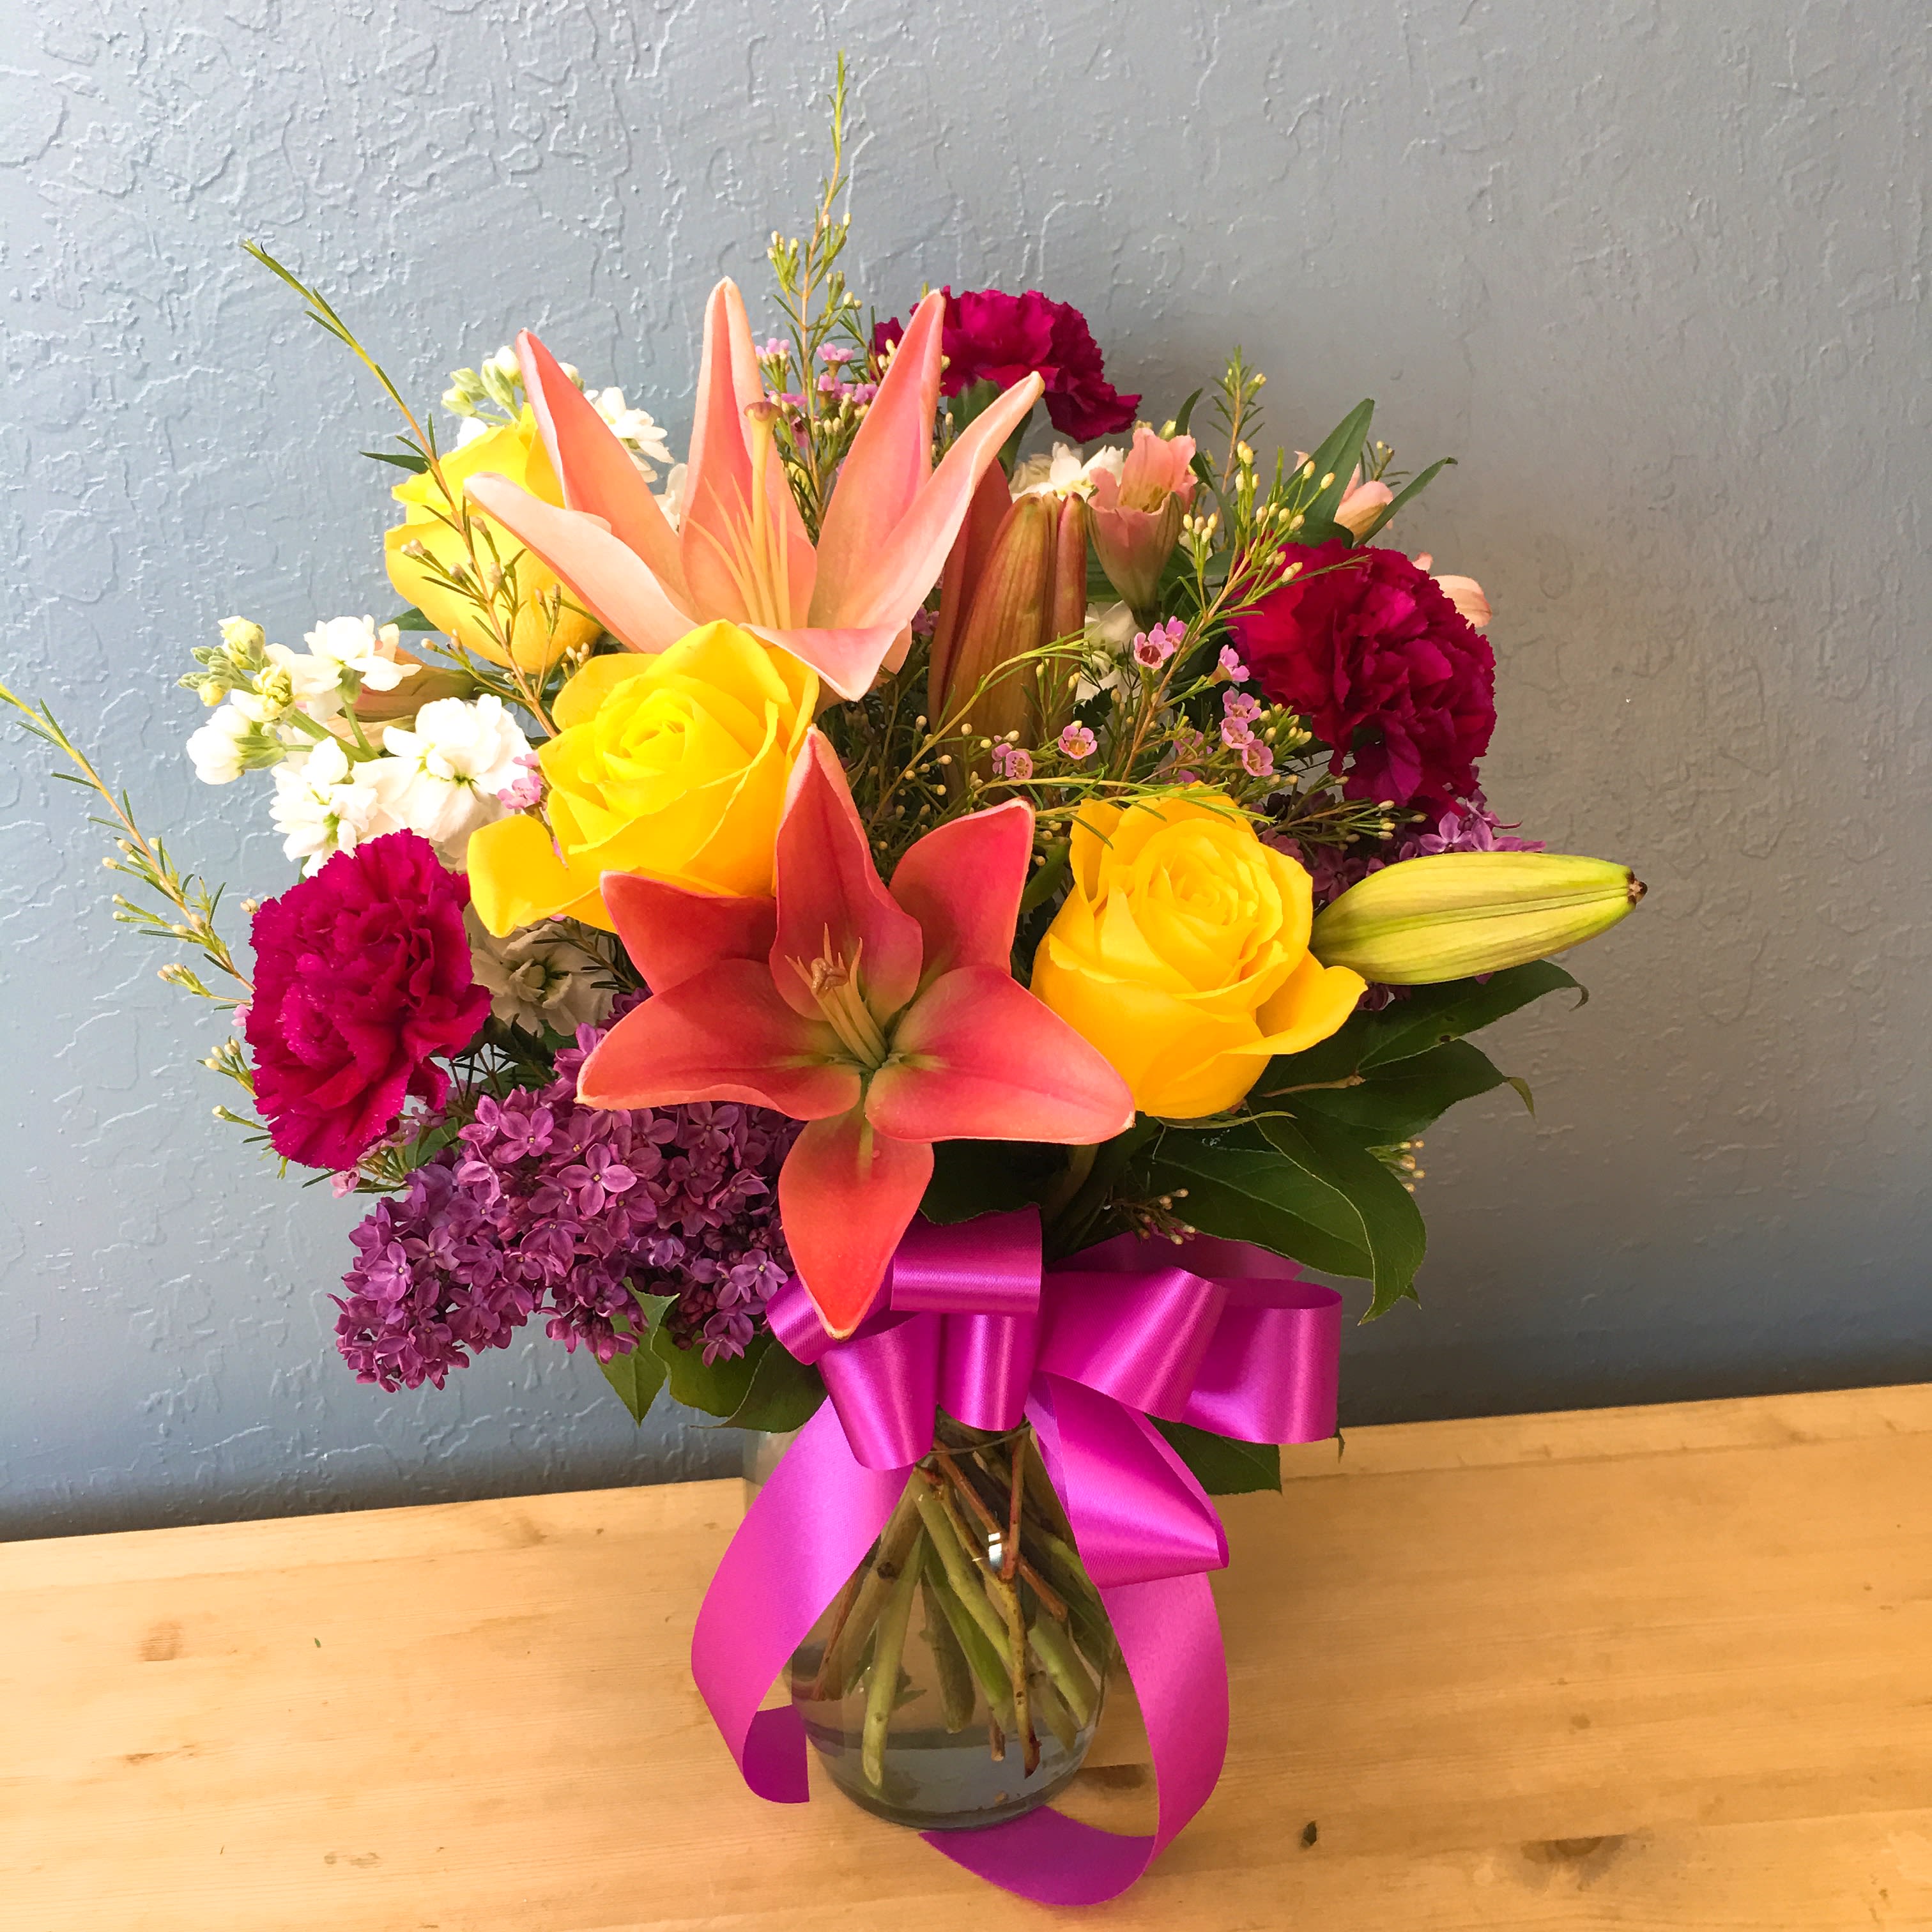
[466,622,817,935]
[1031,795,1367,1118]
[385,409,603,671]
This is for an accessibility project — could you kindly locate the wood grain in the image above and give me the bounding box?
[4,1384,1931,1929]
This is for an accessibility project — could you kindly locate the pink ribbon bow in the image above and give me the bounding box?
[689,1209,1342,1906]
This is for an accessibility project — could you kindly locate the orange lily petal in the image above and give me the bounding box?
[810,369,1045,635]
[889,799,1034,981]
[601,872,777,995]
[742,622,910,703]
[680,279,815,630]
[778,1112,934,1338]
[770,732,923,1023]
[866,966,1135,1144]
[516,328,690,606]
[575,959,859,1119]
[809,291,943,606]
[462,475,692,652]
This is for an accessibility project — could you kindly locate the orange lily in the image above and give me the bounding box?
[576,732,1135,1337]
[464,284,1045,700]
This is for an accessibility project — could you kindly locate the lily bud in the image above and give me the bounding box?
[1310,851,1645,985]
[1089,424,1197,615]
[929,475,1089,778]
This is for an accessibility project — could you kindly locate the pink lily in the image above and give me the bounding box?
[463,284,1045,700]
[577,732,1135,1337]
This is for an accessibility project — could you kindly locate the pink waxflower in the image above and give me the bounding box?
[494,751,544,811]
[1223,688,1262,724]
[1218,643,1251,682]
[1131,617,1186,669]
[1091,424,1199,612]
[1058,723,1098,760]
[990,742,1035,781]
[1240,740,1276,779]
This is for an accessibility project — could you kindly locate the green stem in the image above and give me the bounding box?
[812,1483,922,1699]
[921,1570,976,1733]
[861,1528,924,1788]
[1027,1606,1100,1729]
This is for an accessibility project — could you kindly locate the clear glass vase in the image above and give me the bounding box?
[786,1421,1115,1831]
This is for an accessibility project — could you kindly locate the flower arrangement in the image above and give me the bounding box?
[3,65,1642,1905]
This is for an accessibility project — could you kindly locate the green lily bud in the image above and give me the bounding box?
[1309,851,1645,985]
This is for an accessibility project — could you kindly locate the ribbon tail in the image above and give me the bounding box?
[690,1402,907,1802]
[921,1384,1229,1903]
[925,1570,1226,1905]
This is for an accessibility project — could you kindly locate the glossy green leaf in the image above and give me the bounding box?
[1258,1114,1425,1319]
[1154,1420,1282,1495]
[650,1315,762,1418]
[1352,456,1455,542]
[1291,1039,1519,1144]
[387,606,438,632]
[1292,399,1375,533]
[1170,387,1206,437]
[718,1340,825,1432]
[922,1138,1062,1224]
[1149,1130,1372,1278]
[362,448,429,473]
[1358,962,1582,1069]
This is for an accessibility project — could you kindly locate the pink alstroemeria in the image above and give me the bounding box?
[463,285,1044,701]
[576,733,1135,1337]
[1089,422,1199,613]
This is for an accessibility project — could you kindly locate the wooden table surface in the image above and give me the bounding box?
[5,1383,1932,1930]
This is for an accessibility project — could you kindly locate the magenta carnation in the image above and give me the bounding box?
[873,287,1138,440]
[1233,540,1497,811]
[246,831,489,1170]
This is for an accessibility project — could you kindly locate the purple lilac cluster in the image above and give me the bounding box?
[333,1004,797,1392]
[1286,797,1545,910]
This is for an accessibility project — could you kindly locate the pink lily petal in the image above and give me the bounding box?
[680,279,815,630]
[516,328,690,605]
[810,369,1045,635]
[576,958,859,1120]
[462,475,693,652]
[601,872,776,995]
[744,621,911,703]
[770,732,923,1023]
[809,292,944,607]
[889,799,1034,980]
[778,1111,934,1337]
[866,966,1135,1144]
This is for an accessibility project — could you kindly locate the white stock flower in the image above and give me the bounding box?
[186,703,257,785]
[464,908,615,1035]
[586,387,677,479]
[656,461,688,532]
[270,740,404,874]
[267,617,416,723]
[1012,441,1125,500]
[377,695,532,856]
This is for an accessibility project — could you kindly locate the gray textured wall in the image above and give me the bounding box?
[3,1,1928,1539]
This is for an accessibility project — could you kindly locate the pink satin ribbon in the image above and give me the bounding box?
[689,1209,1342,1905]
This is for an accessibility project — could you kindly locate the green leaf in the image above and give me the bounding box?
[1358,962,1582,1069]
[1352,455,1455,542]
[922,1139,1062,1224]
[1170,387,1206,437]
[650,1314,762,1418]
[1154,1420,1281,1495]
[362,448,429,473]
[1257,1114,1426,1319]
[1149,1130,1372,1278]
[597,1300,673,1425]
[387,606,438,632]
[1289,1039,1514,1144]
[1293,400,1375,533]
[717,1340,825,1432]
